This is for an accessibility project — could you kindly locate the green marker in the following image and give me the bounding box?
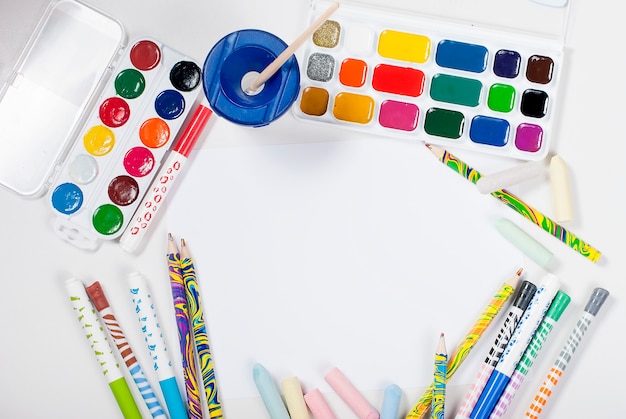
[489,290,571,418]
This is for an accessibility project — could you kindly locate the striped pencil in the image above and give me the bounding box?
[432,333,448,419]
[180,238,223,418]
[425,143,601,263]
[168,233,203,419]
[85,281,166,419]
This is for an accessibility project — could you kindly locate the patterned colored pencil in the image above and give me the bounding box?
[168,233,203,419]
[406,268,522,419]
[425,144,601,263]
[525,288,609,418]
[65,278,142,419]
[489,291,570,418]
[455,280,537,419]
[180,238,223,418]
[85,281,167,419]
[432,333,448,419]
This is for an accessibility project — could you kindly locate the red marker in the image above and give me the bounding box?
[120,103,213,252]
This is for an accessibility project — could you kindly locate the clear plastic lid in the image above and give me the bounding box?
[333,0,571,42]
[0,0,125,197]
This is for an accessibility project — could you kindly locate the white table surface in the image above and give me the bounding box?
[0,0,623,418]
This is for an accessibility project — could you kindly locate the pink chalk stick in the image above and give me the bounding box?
[324,367,380,419]
[304,388,336,419]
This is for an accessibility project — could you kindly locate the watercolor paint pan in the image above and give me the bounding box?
[0,1,201,250]
[293,0,568,161]
[48,37,201,248]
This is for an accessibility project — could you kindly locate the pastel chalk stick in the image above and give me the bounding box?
[380,384,402,419]
[324,367,380,419]
[281,376,311,419]
[252,363,290,419]
[304,388,336,419]
[494,218,554,268]
[476,159,546,194]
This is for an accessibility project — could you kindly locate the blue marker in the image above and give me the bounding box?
[469,274,560,419]
[129,272,187,419]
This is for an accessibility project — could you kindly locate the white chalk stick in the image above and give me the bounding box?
[476,159,547,194]
[550,155,574,222]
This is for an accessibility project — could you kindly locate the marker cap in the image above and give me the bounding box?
[512,280,538,311]
[584,287,610,316]
[109,377,143,419]
[545,290,571,321]
[84,281,111,311]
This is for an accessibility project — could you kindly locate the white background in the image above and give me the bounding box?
[0,0,623,418]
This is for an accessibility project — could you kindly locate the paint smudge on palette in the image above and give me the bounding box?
[293,1,565,161]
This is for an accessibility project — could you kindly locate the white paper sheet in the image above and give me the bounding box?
[166,134,524,400]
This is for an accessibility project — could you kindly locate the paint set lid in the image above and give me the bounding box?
[0,0,125,197]
[335,0,572,41]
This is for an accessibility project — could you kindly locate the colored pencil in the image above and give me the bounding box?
[406,268,523,418]
[432,333,448,419]
[425,143,601,263]
[525,287,609,418]
[85,281,167,418]
[168,233,203,419]
[180,238,223,418]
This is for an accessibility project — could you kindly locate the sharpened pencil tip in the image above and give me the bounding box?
[516,267,524,276]
[168,232,173,241]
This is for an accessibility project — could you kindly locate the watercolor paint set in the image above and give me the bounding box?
[293,0,571,161]
[0,1,201,249]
